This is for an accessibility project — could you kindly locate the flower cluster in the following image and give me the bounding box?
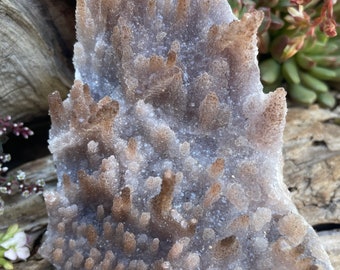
[0,116,34,139]
[0,224,30,269]
[0,116,44,215]
[0,169,45,198]
[230,0,340,108]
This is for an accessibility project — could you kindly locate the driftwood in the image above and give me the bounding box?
[284,105,340,226]
[284,106,340,269]
[0,156,55,232]
[0,0,74,121]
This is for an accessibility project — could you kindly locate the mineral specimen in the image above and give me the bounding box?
[40,0,334,269]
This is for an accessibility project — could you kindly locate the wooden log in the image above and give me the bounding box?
[284,105,340,226]
[0,0,75,121]
[0,156,56,232]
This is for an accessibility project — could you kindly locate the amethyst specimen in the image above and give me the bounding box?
[40,0,333,269]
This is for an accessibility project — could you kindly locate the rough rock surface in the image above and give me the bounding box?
[39,1,333,269]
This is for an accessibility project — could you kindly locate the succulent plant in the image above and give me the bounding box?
[230,0,339,108]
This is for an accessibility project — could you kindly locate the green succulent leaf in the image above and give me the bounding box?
[260,58,281,84]
[317,92,336,108]
[289,84,317,104]
[282,58,300,84]
[309,66,337,81]
[299,71,329,93]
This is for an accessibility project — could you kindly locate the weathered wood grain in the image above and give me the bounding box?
[284,105,340,226]
[0,0,74,121]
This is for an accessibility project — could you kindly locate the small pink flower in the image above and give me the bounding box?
[1,232,30,261]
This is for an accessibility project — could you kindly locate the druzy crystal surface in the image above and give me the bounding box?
[40,1,333,269]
